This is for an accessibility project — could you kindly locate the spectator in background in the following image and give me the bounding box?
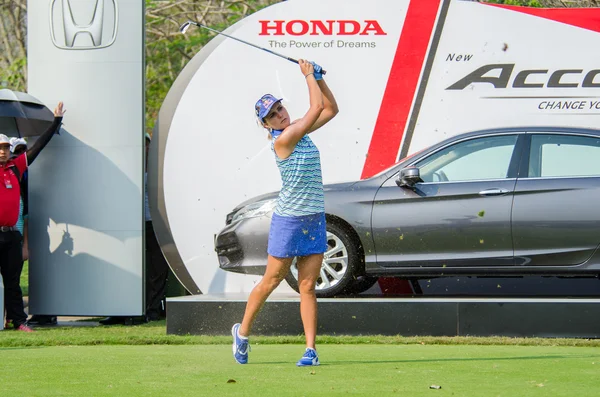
[99,132,169,325]
[3,138,28,329]
[10,138,29,263]
[0,102,66,332]
[12,138,58,327]
[143,132,169,321]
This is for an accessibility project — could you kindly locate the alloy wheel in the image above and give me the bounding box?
[289,231,349,291]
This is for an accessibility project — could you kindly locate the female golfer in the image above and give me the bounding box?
[232,59,338,366]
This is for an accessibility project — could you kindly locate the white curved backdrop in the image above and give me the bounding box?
[161,0,408,294]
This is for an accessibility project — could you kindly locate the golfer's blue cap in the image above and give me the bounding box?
[255,94,282,120]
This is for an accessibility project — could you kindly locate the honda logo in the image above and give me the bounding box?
[50,0,118,50]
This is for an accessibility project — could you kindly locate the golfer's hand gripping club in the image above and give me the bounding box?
[179,20,327,75]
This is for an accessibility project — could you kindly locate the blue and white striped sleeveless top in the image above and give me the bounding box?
[271,130,325,216]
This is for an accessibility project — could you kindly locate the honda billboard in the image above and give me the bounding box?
[151,0,600,295]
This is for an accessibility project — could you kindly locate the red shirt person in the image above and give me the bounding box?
[0,101,66,332]
[0,148,27,227]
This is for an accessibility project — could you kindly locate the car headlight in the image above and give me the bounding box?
[230,199,277,223]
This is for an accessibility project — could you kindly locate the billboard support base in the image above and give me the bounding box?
[166,294,600,338]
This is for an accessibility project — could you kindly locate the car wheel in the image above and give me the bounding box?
[345,275,378,295]
[285,222,361,298]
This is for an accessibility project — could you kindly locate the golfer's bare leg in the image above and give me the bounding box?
[239,255,293,337]
[296,253,323,349]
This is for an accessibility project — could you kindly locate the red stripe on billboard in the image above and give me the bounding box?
[486,4,600,34]
[361,0,442,179]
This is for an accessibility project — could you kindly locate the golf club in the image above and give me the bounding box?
[179,20,326,75]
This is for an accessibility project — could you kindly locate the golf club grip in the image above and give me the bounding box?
[285,57,327,75]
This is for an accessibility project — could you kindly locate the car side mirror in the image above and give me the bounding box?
[396,167,423,187]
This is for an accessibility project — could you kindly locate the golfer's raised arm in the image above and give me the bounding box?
[275,60,324,153]
[307,78,339,133]
[27,102,65,165]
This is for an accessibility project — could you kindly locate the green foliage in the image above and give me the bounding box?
[19,260,28,296]
[0,57,26,91]
[483,0,543,6]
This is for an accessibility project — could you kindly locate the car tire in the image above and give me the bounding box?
[345,275,379,295]
[285,221,362,298]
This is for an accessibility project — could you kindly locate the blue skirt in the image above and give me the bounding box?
[267,212,327,258]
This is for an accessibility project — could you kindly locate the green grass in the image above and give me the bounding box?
[2,325,600,395]
[0,344,598,396]
[20,260,28,296]
[11,265,600,395]
[3,322,600,348]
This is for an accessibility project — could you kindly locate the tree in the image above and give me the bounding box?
[0,0,27,91]
[482,0,600,6]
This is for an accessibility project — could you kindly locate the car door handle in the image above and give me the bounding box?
[479,188,511,196]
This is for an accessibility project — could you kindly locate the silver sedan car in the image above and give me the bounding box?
[215,127,600,298]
